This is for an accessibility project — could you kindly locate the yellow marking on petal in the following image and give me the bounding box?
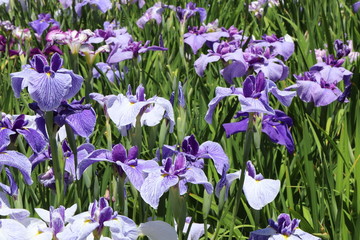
[272,125,277,129]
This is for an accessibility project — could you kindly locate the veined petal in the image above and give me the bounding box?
[197,141,229,174]
[104,216,139,240]
[238,95,274,115]
[10,65,35,98]
[205,87,242,124]
[194,54,221,77]
[243,173,280,210]
[77,149,112,179]
[139,221,177,240]
[17,128,47,154]
[0,128,15,152]
[0,151,33,185]
[0,219,29,240]
[183,167,213,194]
[28,73,72,111]
[58,69,84,100]
[140,172,178,209]
[107,50,134,64]
[56,217,99,240]
[65,108,96,138]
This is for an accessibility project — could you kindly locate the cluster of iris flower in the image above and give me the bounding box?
[0,0,355,239]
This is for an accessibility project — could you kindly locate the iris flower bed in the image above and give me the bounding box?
[0,0,359,239]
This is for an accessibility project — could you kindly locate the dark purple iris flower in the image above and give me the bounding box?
[140,153,213,209]
[223,110,295,153]
[249,213,320,239]
[173,2,207,23]
[11,53,84,111]
[194,40,248,84]
[0,35,21,56]
[29,13,59,36]
[163,134,229,175]
[77,144,158,191]
[107,39,167,64]
[0,114,47,154]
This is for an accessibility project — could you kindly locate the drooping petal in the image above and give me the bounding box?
[182,167,213,194]
[267,81,296,107]
[197,141,229,174]
[140,172,179,209]
[223,118,249,137]
[104,215,139,240]
[0,219,29,240]
[243,173,280,210]
[0,168,18,197]
[205,87,242,124]
[139,221,177,240]
[221,61,248,84]
[10,65,35,98]
[77,149,112,179]
[0,151,33,185]
[58,69,84,100]
[65,108,96,138]
[238,95,274,115]
[0,128,15,152]
[194,54,221,77]
[184,34,206,54]
[0,192,30,220]
[17,128,47,154]
[28,72,72,111]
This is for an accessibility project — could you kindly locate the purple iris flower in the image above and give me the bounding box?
[59,0,72,9]
[173,2,207,23]
[223,110,295,153]
[107,39,167,64]
[216,161,280,210]
[136,2,168,29]
[140,153,213,209]
[29,13,59,36]
[194,40,248,84]
[254,34,295,61]
[32,141,94,189]
[334,39,350,59]
[287,59,352,106]
[244,44,289,82]
[0,114,47,154]
[58,198,139,239]
[163,134,229,175]
[29,98,96,139]
[33,204,77,239]
[205,72,295,124]
[0,129,33,187]
[249,213,320,239]
[77,143,158,191]
[29,44,63,57]
[184,22,230,54]
[91,85,175,136]
[11,53,84,111]
[75,0,112,16]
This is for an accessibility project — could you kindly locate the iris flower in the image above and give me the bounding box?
[29,13,59,36]
[75,0,112,16]
[91,84,174,135]
[216,161,280,210]
[11,53,84,111]
[249,213,320,239]
[140,153,213,209]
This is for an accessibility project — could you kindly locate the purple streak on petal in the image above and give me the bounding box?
[140,172,179,209]
[0,128,15,152]
[33,54,48,73]
[0,151,33,185]
[16,128,47,154]
[205,86,242,124]
[65,108,96,138]
[197,141,229,174]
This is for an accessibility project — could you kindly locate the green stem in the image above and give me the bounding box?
[228,113,254,238]
[45,111,64,206]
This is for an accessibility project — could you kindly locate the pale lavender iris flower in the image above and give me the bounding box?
[249,213,320,240]
[163,134,229,175]
[91,85,175,135]
[140,153,213,209]
[10,53,84,111]
[136,2,168,28]
[77,143,158,191]
[216,161,280,210]
[194,40,248,84]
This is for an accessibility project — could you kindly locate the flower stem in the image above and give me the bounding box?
[45,111,64,206]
